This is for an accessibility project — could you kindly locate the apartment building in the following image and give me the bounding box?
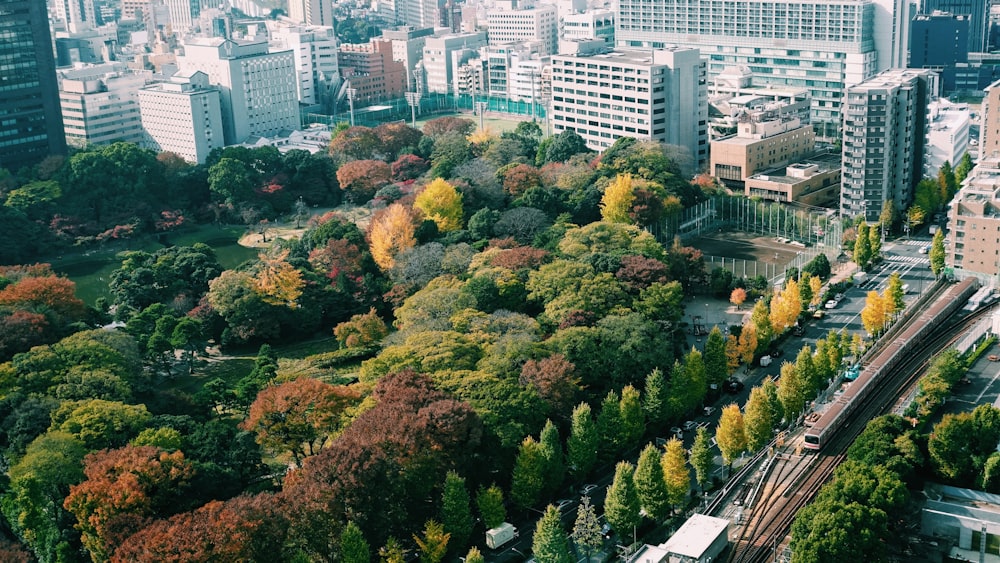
[946,155,1000,281]
[486,0,558,56]
[269,21,340,108]
[981,78,1000,159]
[549,47,708,169]
[137,71,224,164]
[177,37,299,144]
[59,64,149,148]
[840,68,933,221]
[287,0,333,27]
[339,39,408,105]
[422,31,488,95]
[561,9,615,48]
[615,0,911,139]
[382,25,435,92]
[924,99,971,175]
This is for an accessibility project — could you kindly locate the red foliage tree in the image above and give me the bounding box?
[308,238,365,288]
[242,377,360,466]
[0,275,85,320]
[615,255,670,291]
[0,310,50,358]
[501,163,541,196]
[64,446,196,562]
[489,246,551,271]
[628,187,665,225]
[421,116,475,138]
[336,160,392,204]
[391,154,430,181]
[520,354,582,416]
[281,370,483,552]
[329,126,382,161]
[112,494,291,563]
[374,122,423,160]
[0,538,33,563]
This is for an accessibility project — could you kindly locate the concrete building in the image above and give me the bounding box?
[981,78,1000,158]
[177,37,299,144]
[238,123,334,154]
[287,0,333,27]
[59,64,149,148]
[947,155,1000,280]
[549,47,708,169]
[339,39,408,105]
[403,0,442,30]
[629,514,730,563]
[746,152,842,205]
[615,0,912,140]
[422,31,488,94]
[925,99,971,175]
[163,0,202,32]
[137,70,224,164]
[52,0,97,32]
[710,114,816,189]
[921,483,1000,560]
[1,1,67,169]
[840,68,934,221]
[268,21,340,109]
[486,0,558,56]
[922,0,989,53]
[560,9,614,48]
[382,25,436,91]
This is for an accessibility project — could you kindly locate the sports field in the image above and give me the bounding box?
[686,230,804,265]
[413,111,537,134]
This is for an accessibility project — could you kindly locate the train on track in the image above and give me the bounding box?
[803,277,979,451]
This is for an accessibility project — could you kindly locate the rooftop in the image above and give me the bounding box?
[662,514,729,558]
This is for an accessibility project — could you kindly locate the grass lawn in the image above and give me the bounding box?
[413,111,535,134]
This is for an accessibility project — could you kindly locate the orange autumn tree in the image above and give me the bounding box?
[368,203,417,271]
[243,377,359,467]
[64,445,196,562]
[729,287,747,310]
[252,249,304,307]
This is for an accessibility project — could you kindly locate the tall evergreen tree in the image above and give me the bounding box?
[704,326,730,389]
[619,385,645,450]
[476,484,506,529]
[744,386,776,452]
[511,437,547,511]
[643,368,668,426]
[661,437,690,513]
[441,471,473,551]
[567,403,599,479]
[596,390,623,461]
[795,346,819,401]
[760,376,784,425]
[342,521,371,563]
[532,505,573,563]
[539,420,566,497]
[604,462,642,545]
[869,222,882,260]
[633,443,671,521]
[689,427,714,493]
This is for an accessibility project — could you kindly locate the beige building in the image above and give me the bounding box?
[982,79,1000,160]
[948,155,1000,281]
[745,153,842,206]
[709,116,815,189]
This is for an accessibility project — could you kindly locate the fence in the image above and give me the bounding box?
[954,316,993,355]
[303,92,547,129]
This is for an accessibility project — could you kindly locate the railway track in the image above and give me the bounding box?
[724,288,994,563]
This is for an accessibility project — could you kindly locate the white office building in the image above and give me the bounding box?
[560,9,614,48]
[268,20,340,109]
[550,47,708,169]
[59,64,150,148]
[615,0,912,139]
[177,37,299,144]
[925,99,971,176]
[841,68,933,220]
[287,0,333,27]
[138,70,224,164]
[164,0,202,32]
[422,31,488,94]
[487,0,559,56]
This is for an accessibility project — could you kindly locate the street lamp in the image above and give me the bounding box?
[346,86,357,127]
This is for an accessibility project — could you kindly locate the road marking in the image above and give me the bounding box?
[973,369,1000,405]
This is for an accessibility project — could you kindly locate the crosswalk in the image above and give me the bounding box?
[884,255,930,265]
[898,240,931,247]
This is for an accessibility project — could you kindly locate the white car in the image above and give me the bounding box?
[919,246,929,254]
[824,300,837,309]
[683,420,698,431]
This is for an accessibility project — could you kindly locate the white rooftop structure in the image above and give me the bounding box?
[661,514,730,562]
[925,99,971,177]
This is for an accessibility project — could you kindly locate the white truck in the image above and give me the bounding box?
[486,523,518,549]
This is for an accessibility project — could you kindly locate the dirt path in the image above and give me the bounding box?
[237,204,374,249]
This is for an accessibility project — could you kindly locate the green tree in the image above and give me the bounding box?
[567,403,599,479]
[604,462,641,545]
[854,222,872,269]
[208,157,256,204]
[795,346,819,401]
[749,299,773,355]
[930,229,946,277]
[441,471,473,551]
[532,505,572,563]
[689,427,714,492]
[464,547,484,563]
[704,326,730,388]
[744,385,777,452]
[682,348,708,412]
[476,485,506,529]
[868,222,882,261]
[571,496,603,559]
[619,385,645,450]
[886,272,905,314]
[234,343,279,411]
[511,436,547,510]
[342,521,371,563]
[596,390,623,461]
[643,368,668,426]
[379,537,406,563]
[939,160,958,200]
[879,200,896,234]
[715,404,747,471]
[633,443,671,521]
[414,520,449,563]
[929,412,977,482]
[760,376,784,427]
[956,152,974,185]
[790,500,888,563]
[661,437,690,514]
[539,420,566,497]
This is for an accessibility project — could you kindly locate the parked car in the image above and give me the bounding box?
[703,406,716,416]
[581,483,599,495]
[683,420,698,431]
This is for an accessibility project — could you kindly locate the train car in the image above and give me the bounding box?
[803,278,978,451]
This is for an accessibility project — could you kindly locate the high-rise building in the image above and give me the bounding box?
[382,25,436,92]
[338,39,408,105]
[615,0,911,139]
[137,70,224,163]
[0,1,66,169]
[177,38,299,144]
[921,0,988,53]
[164,0,202,32]
[549,47,708,170]
[979,78,1000,158]
[924,98,971,175]
[486,0,558,56]
[269,20,340,109]
[59,64,149,148]
[52,0,97,32]
[909,12,970,93]
[405,0,441,30]
[560,9,614,49]
[421,31,489,95]
[840,68,933,221]
[287,0,333,27]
